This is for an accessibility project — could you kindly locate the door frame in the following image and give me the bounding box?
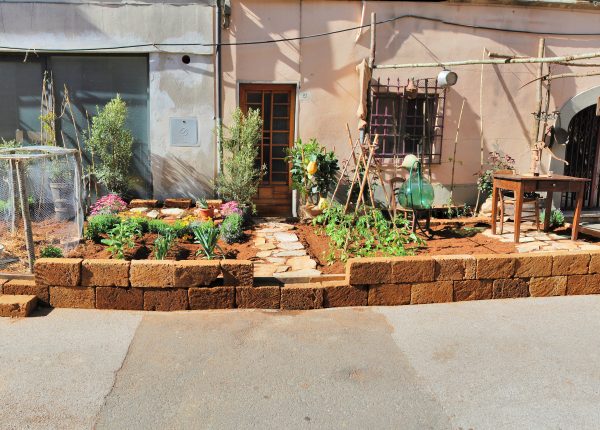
[237,81,299,215]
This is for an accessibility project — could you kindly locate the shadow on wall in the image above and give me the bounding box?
[151,153,214,200]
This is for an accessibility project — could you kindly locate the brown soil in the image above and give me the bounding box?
[294,222,519,275]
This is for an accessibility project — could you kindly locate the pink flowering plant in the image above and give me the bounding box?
[220,200,243,217]
[89,194,128,215]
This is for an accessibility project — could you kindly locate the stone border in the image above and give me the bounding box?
[23,251,600,312]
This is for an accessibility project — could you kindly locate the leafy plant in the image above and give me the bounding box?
[85,214,121,242]
[101,222,136,259]
[287,138,339,205]
[40,245,63,258]
[220,213,245,244]
[153,228,176,260]
[121,216,147,237]
[89,194,128,215]
[539,208,565,229]
[192,221,223,259]
[313,203,423,263]
[215,108,266,211]
[475,151,515,199]
[86,95,134,194]
[197,197,209,209]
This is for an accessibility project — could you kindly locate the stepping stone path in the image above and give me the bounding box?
[252,220,321,278]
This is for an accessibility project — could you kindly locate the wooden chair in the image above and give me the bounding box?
[496,169,541,234]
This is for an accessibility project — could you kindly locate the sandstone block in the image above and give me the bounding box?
[130,260,174,288]
[453,280,493,301]
[589,252,600,274]
[392,257,435,283]
[410,281,453,305]
[476,255,515,279]
[514,254,553,278]
[173,261,220,288]
[368,284,411,306]
[552,252,590,276]
[529,276,567,297]
[566,274,600,295]
[322,282,367,308]
[0,279,6,294]
[129,199,158,208]
[96,287,143,310]
[235,286,280,309]
[492,278,529,299]
[164,198,192,209]
[347,258,391,285]
[144,289,189,311]
[0,295,37,317]
[81,259,129,287]
[35,258,81,287]
[433,255,473,281]
[3,279,49,306]
[50,287,95,309]
[280,283,324,310]
[221,260,253,286]
[188,287,235,310]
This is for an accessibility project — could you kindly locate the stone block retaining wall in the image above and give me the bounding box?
[16,251,600,312]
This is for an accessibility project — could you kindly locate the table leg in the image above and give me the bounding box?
[544,192,553,232]
[572,185,585,241]
[491,183,499,235]
[513,183,524,243]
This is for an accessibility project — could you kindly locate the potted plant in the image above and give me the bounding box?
[49,157,76,220]
[196,197,213,220]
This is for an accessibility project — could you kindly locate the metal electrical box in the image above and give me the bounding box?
[170,117,198,147]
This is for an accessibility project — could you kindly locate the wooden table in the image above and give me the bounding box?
[491,174,589,243]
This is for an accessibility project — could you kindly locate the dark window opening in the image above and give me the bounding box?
[368,77,445,164]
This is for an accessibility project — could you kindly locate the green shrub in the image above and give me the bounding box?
[85,214,120,242]
[86,95,134,194]
[215,108,265,210]
[101,222,136,259]
[192,221,222,259]
[148,219,170,235]
[540,209,565,228]
[40,245,63,258]
[121,216,147,237]
[220,213,245,244]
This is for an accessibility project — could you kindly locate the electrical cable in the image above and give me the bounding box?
[1,13,600,53]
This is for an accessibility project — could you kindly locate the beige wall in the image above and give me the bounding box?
[222,0,600,205]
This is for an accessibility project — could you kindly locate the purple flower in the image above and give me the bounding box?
[89,194,128,215]
[220,201,242,217]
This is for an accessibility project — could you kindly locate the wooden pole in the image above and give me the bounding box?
[532,38,546,146]
[369,12,376,68]
[488,52,600,67]
[449,99,466,200]
[374,49,600,69]
[16,161,35,272]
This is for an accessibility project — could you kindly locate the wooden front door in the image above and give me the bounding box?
[240,84,296,216]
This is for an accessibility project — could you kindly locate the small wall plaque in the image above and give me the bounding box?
[170,117,198,147]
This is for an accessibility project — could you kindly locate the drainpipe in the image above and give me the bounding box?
[215,0,223,177]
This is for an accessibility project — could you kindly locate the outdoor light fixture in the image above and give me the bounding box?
[437,70,458,88]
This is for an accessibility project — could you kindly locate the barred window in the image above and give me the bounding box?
[368,78,445,164]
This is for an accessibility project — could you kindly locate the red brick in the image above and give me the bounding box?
[35,258,81,287]
[221,260,253,286]
[3,279,49,306]
[130,260,174,288]
[368,284,411,306]
[173,260,220,288]
[347,258,392,285]
[188,287,235,310]
[322,282,367,307]
[235,286,280,309]
[492,278,529,299]
[453,280,493,301]
[280,283,324,310]
[411,281,453,304]
[81,259,129,287]
[96,287,143,310]
[50,287,95,309]
[144,289,189,311]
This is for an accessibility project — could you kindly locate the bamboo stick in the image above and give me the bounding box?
[374,50,600,69]
[532,38,546,147]
[369,12,376,68]
[449,99,466,200]
[520,70,600,88]
[488,52,600,67]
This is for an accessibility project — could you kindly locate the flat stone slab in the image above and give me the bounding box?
[288,256,317,271]
[274,269,322,282]
[160,208,185,218]
[266,257,287,264]
[274,232,299,243]
[272,250,307,258]
[129,207,148,214]
[277,241,304,251]
[146,210,160,219]
[256,251,273,258]
[256,243,276,251]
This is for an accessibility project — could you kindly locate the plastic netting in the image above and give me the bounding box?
[0,146,83,272]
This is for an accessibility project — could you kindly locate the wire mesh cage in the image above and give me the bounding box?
[0,146,83,272]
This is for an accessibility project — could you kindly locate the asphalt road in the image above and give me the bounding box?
[1,296,600,429]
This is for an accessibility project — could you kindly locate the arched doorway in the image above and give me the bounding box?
[562,104,600,209]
